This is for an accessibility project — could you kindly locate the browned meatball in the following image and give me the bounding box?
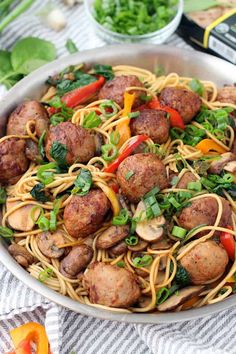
[178,196,232,236]
[159,87,201,123]
[96,225,130,249]
[64,189,110,238]
[130,109,170,144]
[25,139,41,162]
[98,75,144,108]
[83,262,141,308]
[180,241,228,284]
[117,153,168,202]
[37,230,65,258]
[60,244,93,279]
[176,171,197,189]
[217,86,236,105]
[45,122,96,165]
[7,100,49,137]
[0,138,29,185]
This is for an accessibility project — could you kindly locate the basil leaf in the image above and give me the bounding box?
[57,71,96,96]
[50,142,67,167]
[65,38,79,54]
[72,169,92,196]
[30,183,49,202]
[0,50,22,88]
[93,64,114,81]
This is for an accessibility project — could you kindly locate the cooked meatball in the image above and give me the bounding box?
[83,262,141,308]
[0,138,29,185]
[178,196,232,236]
[60,244,93,279]
[217,86,236,105]
[176,171,197,189]
[130,109,170,144]
[117,153,168,202]
[96,225,130,249]
[159,87,202,123]
[180,240,228,284]
[64,189,110,238]
[8,244,34,268]
[25,139,41,162]
[37,230,65,258]
[98,75,144,108]
[45,121,96,165]
[7,100,49,137]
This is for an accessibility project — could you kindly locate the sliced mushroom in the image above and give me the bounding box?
[128,239,148,252]
[60,244,93,279]
[157,286,205,312]
[37,230,65,258]
[133,201,165,242]
[224,160,236,173]
[8,244,34,268]
[151,238,172,250]
[83,234,95,248]
[7,200,41,232]
[96,225,130,249]
[108,240,127,257]
[209,152,236,174]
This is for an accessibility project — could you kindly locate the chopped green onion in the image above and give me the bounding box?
[82,111,102,129]
[125,171,135,180]
[125,235,138,246]
[168,196,181,208]
[116,261,125,268]
[49,198,62,231]
[187,181,202,192]
[144,187,160,199]
[30,206,44,223]
[110,131,120,145]
[156,287,170,305]
[188,78,204,96]
[0,226,13,239]
[37,215,50,231]
[0,187,6,204]
[140,94,152,102]
[223,173,234,183]
[172,226,187,238]
[72,169,92,196]
[112,209,130,226]
[99,100,118,118]
[37,162,57,185]
[101,144,118,161]
[50,114,65,126]
[38,130,46,159]
[133,255,153,267]
[128,111,140,119]
[38,267,53,283]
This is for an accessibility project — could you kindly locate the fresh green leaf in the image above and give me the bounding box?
[56,71,96,96]
[11,37,56,75]
[50,142,67,167]
[0,187,6,204]
[0,226,13,239]
[37,162,57,185]
[82,111,102,129]
[93,63,114,81]
[0,50,22,88]
[30,183,49,202]
[188,78,204,96]
[175,266,190,287]
[65,39,79,54]
[38,130,46,159]
[71,169,92,196]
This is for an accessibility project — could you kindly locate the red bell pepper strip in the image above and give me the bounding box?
[109,182,119,193]
[148,97,185,130]
[220,226,235,261]
[104,135,149,173]
[62,76,105,108]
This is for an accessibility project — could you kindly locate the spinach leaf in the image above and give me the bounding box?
[0,187,6,204]
[66,39,79,54]
[11,37,56,75]
[30,183,49,202]
[0,50,22,88]
[72,169,92,196]
[93,64,114,81]
[56,71,96,96]
[50,142,67,166]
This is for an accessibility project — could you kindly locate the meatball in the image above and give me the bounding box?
[37,230,65,259]
[25,139,41,162]
[98,75,144,108]
[117,153,168,202]
[217,86,236,105]
[180,240,228,284]
[7,100,49,137]
[60,244,93,279]
[0,138,29,185]
[83,262,141,308]
[64,189,110,238]
[45,122,96,165]
[130,109,170,144]
[178,196,232,236]
[176,171,197,189]
[159,87,202,123]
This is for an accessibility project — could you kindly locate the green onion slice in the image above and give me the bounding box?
[172,226,187,238]
[0,226,13,239]
[133,255,153,267]
[101,143,118,161]
[112,209,130,226]
[82,111,102,129]
[156,287,170,305]
[99,100,118,118]
[125,235,138,246]
[187,181,202,192]
[110,131,120,145]
[37,162,57,185]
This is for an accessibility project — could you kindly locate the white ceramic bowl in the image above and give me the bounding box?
[84,0,184,44]
[0,44,236,323]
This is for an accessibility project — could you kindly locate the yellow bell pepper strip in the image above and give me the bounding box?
[10,322,49,354]
[195,139,227,154]
[116,92,136,149]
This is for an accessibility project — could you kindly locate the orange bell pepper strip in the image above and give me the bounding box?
[116,92,136,149]
[10,322,49,354]
[195,139,227,154]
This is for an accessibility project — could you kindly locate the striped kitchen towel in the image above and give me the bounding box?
[0,1,235,354]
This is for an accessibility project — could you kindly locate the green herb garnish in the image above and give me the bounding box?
[72,169,92,196]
